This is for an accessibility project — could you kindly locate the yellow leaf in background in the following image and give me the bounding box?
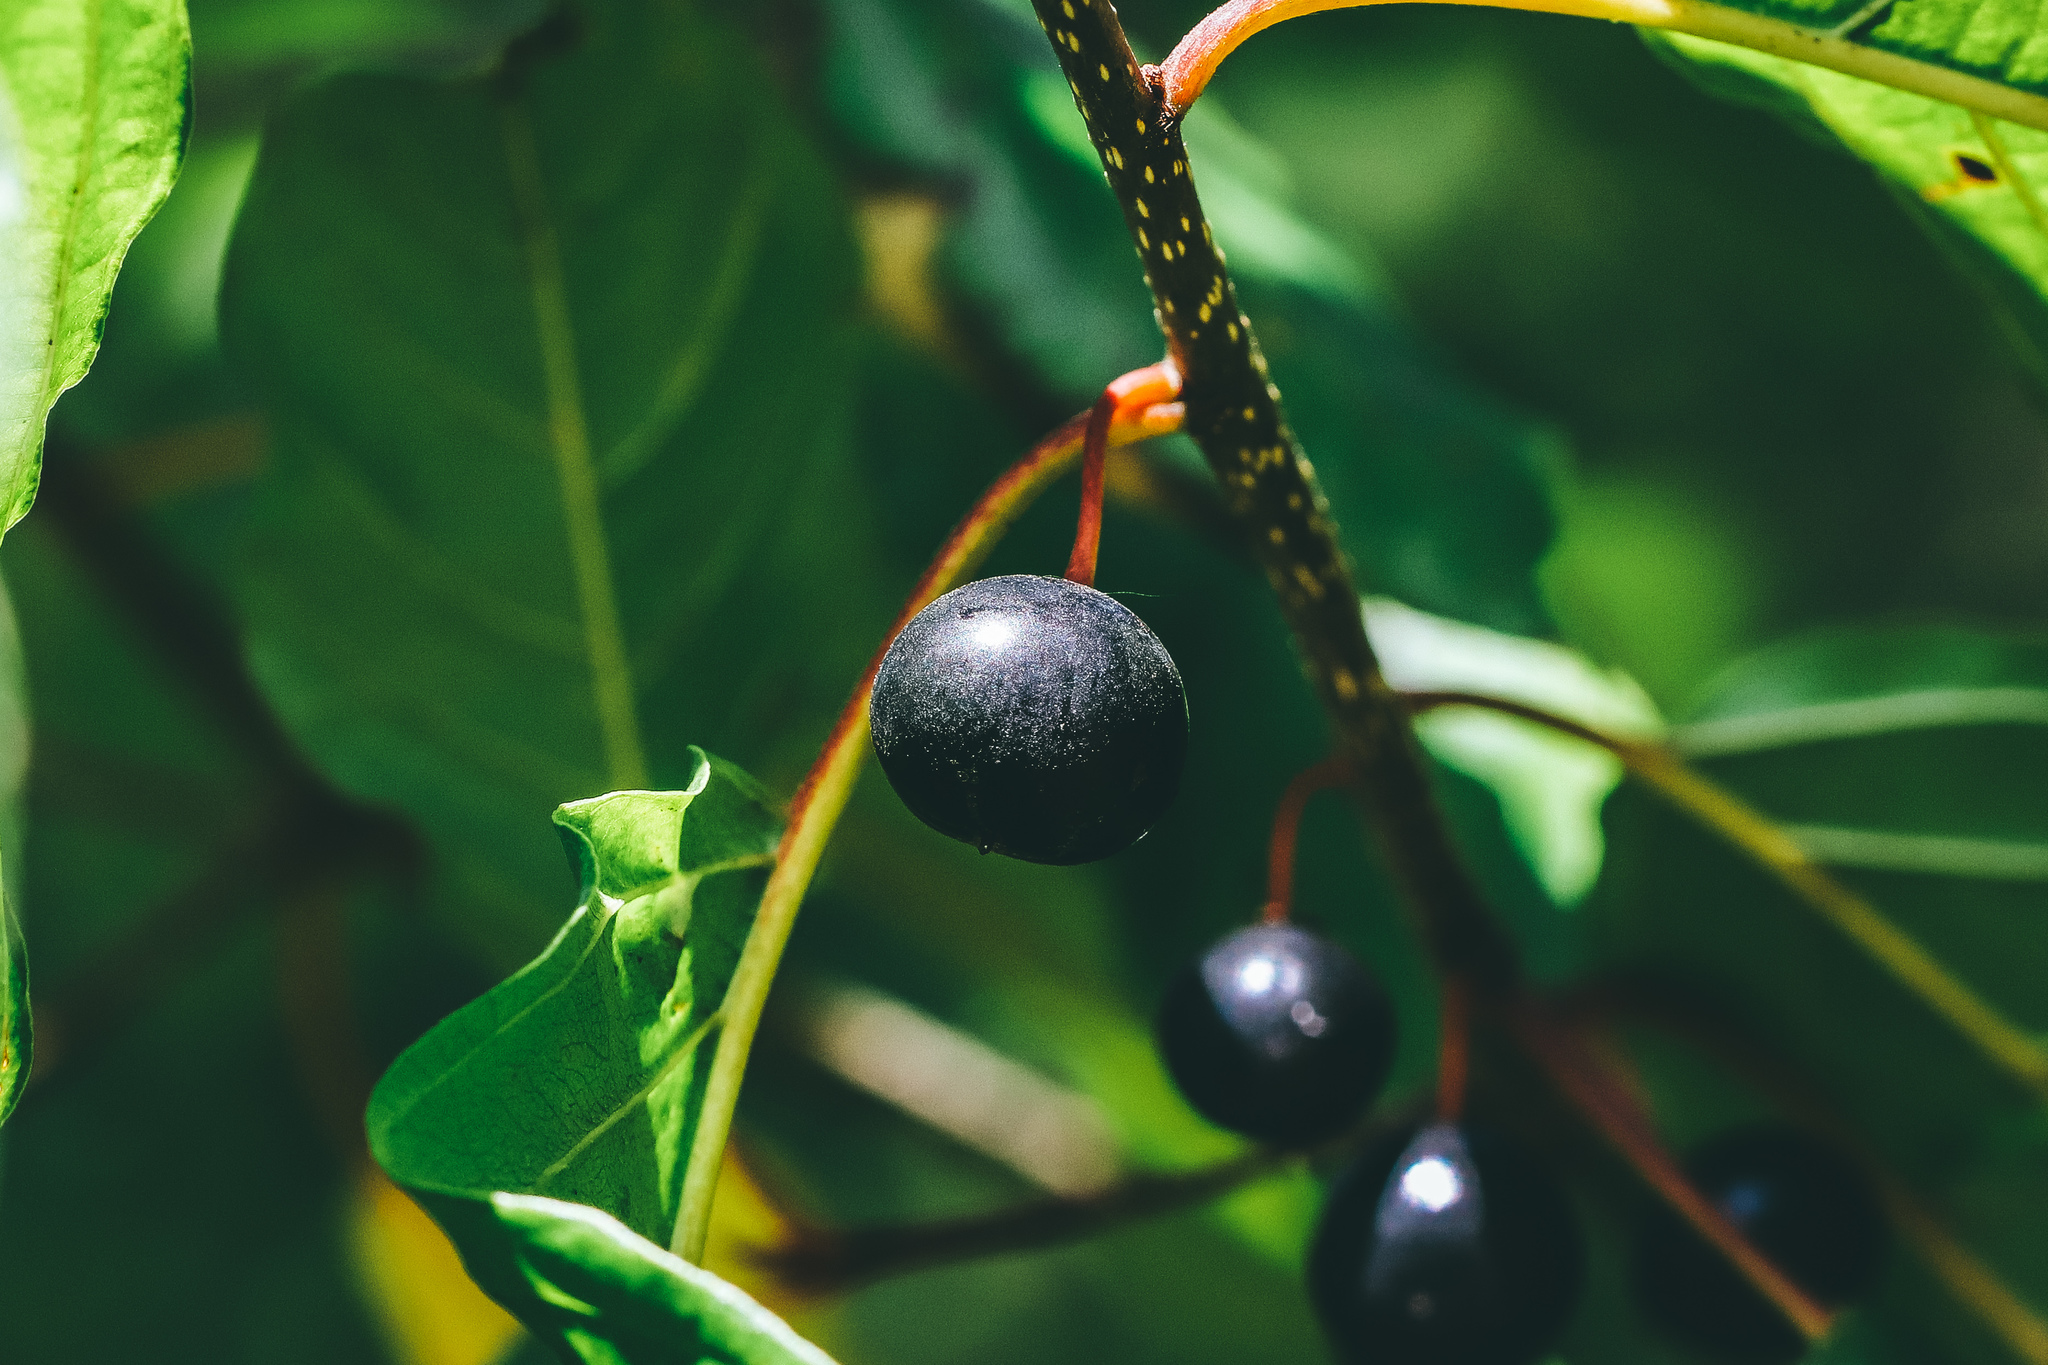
[346,1165,522,1365]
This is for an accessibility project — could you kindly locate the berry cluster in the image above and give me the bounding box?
[864,400,1887,1365]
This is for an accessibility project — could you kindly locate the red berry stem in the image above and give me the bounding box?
[674,396,1185,1263]
[1067,361,1182,588]
[1065,392,1115,588]
[1435,973,1470,1122]
[1507,998,1836,1343]
[1262,756,1353,924]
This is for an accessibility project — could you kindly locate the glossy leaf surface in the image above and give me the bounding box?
[369,756,818,1362]
[0,0,190,534]
[221,0,885,959]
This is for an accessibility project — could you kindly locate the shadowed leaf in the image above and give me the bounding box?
[220,0,885,962]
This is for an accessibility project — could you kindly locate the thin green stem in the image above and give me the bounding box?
[1670,686,2048,757]
[500,100,648,792]
[669,402,1185,1263]
[1160,0,2048,131]
[1784,823,2048,882]
[1404,689,2048,1100]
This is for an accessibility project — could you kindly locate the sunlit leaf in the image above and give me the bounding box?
[1367,595,1663,905]
[369,752,829,1363]
[450,1194,838,1365]
[0,0,190,534]
[221,0,887,960]
[0,877,25,1129]
[0,572,23,1128]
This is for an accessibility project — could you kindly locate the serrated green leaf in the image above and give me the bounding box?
[0,0,190,534]
[1366,595,1664,905]
[370,752,829,1363]
[220,0,887,959]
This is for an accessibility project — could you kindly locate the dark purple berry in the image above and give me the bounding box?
[1310,1122,1584,1365]
[868,574,1187,865]
[1155,924,1396,1146]
[1634,1125,1887,1362]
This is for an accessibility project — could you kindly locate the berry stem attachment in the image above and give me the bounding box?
[1434,973,1470,1123]
[1031,0,1516,993]
[1067,361,1182,587]
[671,398,1184,1265]
[1262,756,1353,924]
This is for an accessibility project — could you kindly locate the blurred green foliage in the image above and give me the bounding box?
[2,0,2047,1361]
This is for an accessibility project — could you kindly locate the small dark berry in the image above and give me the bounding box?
[1635,1125,1888,1363]
[1155,924,1396,1146]
[869,574,1187,865]
[1310,1122,1584,1365]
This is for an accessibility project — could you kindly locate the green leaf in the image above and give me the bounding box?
[0,0,190,535]
[370,753,825,1362]
[0,874,25,1128]
[437,1193,838,1365]
[0,568,22,1127]
[220,0,886,959]
[189,0,535,69]
[1366,595,1664,905]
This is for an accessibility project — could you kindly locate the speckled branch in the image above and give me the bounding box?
[1028,0,1513,986]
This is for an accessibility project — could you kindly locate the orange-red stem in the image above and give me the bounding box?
[1262,756,1354,924]
[1065,361,1181,588]
[1507,999,1835,1344]
[1435,975,1470,1122]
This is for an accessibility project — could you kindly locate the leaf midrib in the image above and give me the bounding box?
[499,94,648,791]
[378,851,774,1188]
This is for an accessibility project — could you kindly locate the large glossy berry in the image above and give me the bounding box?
[869,574,1187,865]
[1635,1125,1888,1363]
[1310,1122,1584,1365]
[1155,924,1396,1146]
